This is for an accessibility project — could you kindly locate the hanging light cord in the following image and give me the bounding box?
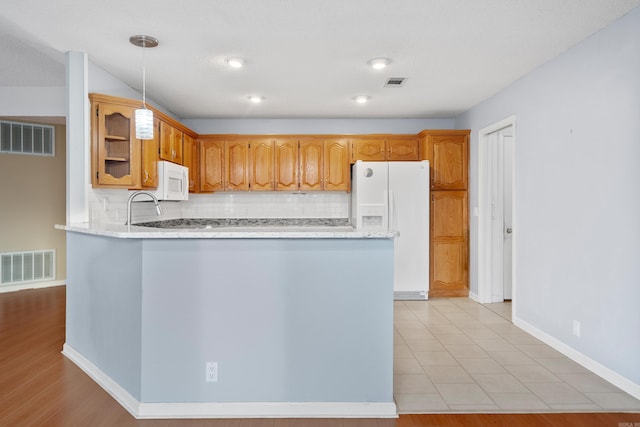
[141,44,147,109]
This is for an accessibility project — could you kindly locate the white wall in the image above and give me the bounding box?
[456,7,640,389]
[0,87,65,116]
[88,60,179,120]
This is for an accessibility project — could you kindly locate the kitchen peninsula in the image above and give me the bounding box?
[57,222,397,419]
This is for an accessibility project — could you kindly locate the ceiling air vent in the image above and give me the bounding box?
[385,77,406,87]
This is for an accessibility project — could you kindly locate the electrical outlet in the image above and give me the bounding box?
[573,320,581,337]
[206,362,218,382]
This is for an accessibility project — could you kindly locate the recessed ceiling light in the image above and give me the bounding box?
[248,95,264,103]
[368,58,391,70]
[353,95,370,104]
[225,57,244,68]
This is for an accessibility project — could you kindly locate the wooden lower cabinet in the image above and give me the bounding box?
[430,190,469,297]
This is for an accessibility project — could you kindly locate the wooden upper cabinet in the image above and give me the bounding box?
[159,121,183,164]
[351,138,385,162]
[274,139,298,191]
[299,140,324,190]
[425,131,469,190]
[140,118,160,188]
[90,93,198,189]
[250,139,274,191]
[324,139,350,191]
[225,140,250,191]
[387,137,419,161]
[200,139,224,192]
[351,136,419,162]
[430,190,469,297]
[182,134,199,192]
[93,101,140,188]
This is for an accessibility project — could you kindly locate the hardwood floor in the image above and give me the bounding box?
[1,286,638,426]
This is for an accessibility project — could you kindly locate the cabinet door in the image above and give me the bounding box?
[274,139,298,191]
[225,140,250,191]
[182,134,199,193]
[430,134,468,190]
[351,138,385,162]
[387,137,419,161]
[140,118,160,188]
[324,139,350,191]
[250,139,274,191]
[430,191,468,297]
[95,103,140,187]
[159,121,183,164]
[299,140,324,190]
[200,139,224,192]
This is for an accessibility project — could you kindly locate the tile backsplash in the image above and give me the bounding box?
[89,189,350,225]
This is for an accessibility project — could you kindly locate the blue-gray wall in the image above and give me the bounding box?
[456,7,640,386]
[184,118,453,134]
[66,233,394,404]
[65,233,143,399]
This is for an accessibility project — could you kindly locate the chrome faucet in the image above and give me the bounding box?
[126,191,162,225]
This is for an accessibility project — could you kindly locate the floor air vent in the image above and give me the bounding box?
[385,77,406,87]
[0,250,55,285]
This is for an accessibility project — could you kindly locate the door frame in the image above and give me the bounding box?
[478,116,517,306]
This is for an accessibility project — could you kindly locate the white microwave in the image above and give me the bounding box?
[152,160,189,201]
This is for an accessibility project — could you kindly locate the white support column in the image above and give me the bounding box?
[65,51,89,223]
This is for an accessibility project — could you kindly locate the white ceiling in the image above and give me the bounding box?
[1,0,639,119]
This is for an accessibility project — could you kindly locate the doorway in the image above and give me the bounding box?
[478,116,516,307]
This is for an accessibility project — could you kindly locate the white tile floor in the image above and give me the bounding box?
[393,298,640,413]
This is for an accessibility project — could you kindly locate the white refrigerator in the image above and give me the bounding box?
[352,160,430,300]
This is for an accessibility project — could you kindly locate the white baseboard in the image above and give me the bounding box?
[0,279,65,293]
[62,344,141,417]
[468,291,480,302]
[62,343,397,419]
[137,402,397,419]
[512,316,640,400]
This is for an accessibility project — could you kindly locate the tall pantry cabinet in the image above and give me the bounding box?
[420,130,470,298]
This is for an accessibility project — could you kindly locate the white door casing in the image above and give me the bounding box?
[478,116,516,308]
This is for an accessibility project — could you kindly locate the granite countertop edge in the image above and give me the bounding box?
[55,223,397,239]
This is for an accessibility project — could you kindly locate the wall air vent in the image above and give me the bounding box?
[385,77,406,87]
[0,120,55,156]
[0,250,55,285]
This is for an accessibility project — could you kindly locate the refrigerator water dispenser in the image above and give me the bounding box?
[354,204,388,231]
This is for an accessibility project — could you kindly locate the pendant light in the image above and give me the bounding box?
[129,35,158,140]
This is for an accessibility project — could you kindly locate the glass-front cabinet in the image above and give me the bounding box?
[93,101,140,187]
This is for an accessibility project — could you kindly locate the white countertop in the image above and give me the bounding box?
[56,223,397,239]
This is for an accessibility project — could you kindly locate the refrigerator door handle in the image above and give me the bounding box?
[388,189,396,232]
